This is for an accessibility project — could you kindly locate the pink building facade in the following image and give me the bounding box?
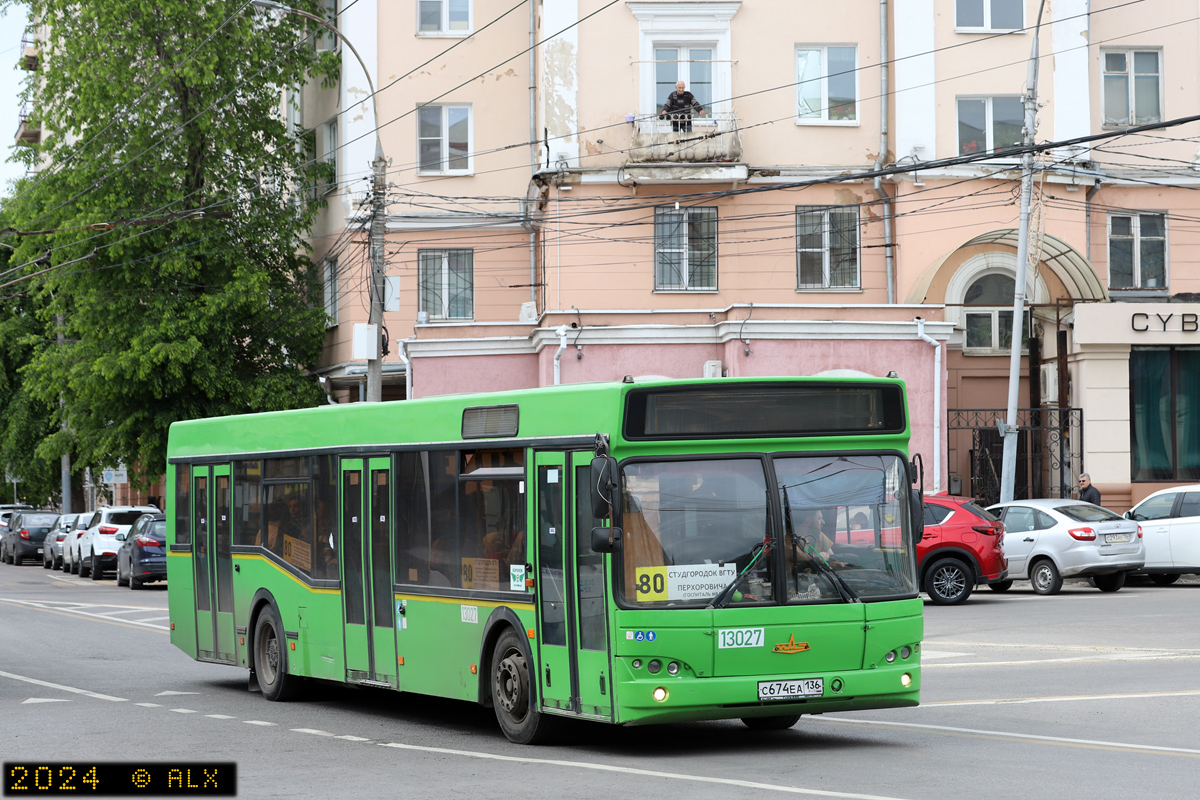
[298,0,1200,509]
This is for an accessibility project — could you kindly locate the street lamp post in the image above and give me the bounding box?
[251,1,389,403]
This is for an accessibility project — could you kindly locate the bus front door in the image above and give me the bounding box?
[534,453,572,711]
[340,457,397,686]
[193,464,236,664]
[571,457,612,720]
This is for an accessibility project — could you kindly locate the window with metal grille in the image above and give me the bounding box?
[418,249,473,320]
[796,206,860,289]
[654,206,717,291]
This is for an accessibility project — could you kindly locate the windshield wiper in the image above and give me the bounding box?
[707,536,772,609]
[782,485,860,604]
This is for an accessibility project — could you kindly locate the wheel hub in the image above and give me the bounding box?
[933,567,965,597]
[495,650,528,716]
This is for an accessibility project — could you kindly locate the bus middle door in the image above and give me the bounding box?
[340,457,397,686]
[533,452,573,711]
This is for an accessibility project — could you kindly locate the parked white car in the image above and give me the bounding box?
[1125,486,1200,585]
[987,498,1145,594]
[62,512,94,574]
[77,506,158,580]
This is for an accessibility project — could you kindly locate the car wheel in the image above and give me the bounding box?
[70,556,79,574]
[78,553,91,578]
[43,553,52,569]
[129,574,141,590]
[988,580,1013,593]
[741,715,802,731]
[1030,559,1063,595]
[254,605,300,701]
[491,627,559,744]
[924,557,974,605]
[90,555,104,580]
[1151,574,1181,586]
[116,562,128,587]
[1094,572,1126,593]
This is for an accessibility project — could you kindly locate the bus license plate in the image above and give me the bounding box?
[758,678,823,701]
[1105,533,1131,543]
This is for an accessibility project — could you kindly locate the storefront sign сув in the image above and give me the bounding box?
[1130,312,1199,332]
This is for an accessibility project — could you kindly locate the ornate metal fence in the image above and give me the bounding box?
[947,408,1083,507]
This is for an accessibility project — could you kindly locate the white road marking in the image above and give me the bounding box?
[292,728,334,736]
[375,742,909,798]
[136,703,162,708]
[0,670,127,702]
[0,598,169,631]
[47,574,100,586]
[244,720,277,726]
[924,654,1200,669]
[935,640,1200,653]
[922,689,1200,708]
[918,649,973,660]
[22,698,69,704]
[156,691,200,696]
[170,708,197,714]
[205,715,236,720]
[334,735,371,742]
[140,616,170,622]
[820,718,1200,757]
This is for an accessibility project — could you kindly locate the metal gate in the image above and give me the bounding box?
[947,408,1083,507]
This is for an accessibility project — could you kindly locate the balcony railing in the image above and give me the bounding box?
[627,110,742,164]
[15,102,40,146]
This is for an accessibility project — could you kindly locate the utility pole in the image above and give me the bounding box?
[365,142,387,403]
[1000,0,1047,503]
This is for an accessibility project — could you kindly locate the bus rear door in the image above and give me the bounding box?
[340,457,397,686]
[193,464,236,664]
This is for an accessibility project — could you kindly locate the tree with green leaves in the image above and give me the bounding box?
[1,0,339,492]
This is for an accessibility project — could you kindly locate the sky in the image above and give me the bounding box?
[0,3,30,196]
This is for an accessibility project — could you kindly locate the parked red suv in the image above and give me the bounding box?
[920,495,1008,605]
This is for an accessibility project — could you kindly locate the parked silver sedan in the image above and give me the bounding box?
[986,498,1145,594]
[42,513,78,569]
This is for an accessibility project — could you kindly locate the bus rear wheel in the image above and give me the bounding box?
[254,605,300,701]
[741,715,801,731]
[491,628,558,744]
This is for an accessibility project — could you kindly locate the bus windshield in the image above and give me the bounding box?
[619,454,917,607]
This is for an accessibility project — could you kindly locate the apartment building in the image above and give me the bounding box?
[286,0,1200,509]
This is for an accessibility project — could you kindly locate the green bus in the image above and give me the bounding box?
[166,377,924,743]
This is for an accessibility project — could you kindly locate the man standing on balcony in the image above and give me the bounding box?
[661,80,704,132]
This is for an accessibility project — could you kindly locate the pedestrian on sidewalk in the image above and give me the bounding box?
[1079,473,1101,505]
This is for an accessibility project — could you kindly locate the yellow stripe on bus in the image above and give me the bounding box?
[394,593,533,609]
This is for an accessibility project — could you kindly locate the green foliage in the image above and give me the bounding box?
[1,0,334,490]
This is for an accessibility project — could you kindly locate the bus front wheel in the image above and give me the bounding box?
[491,628,558,744]
[254,605,300,701]
[741,715,801,731]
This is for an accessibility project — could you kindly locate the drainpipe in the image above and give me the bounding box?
[915,317,942,493]
[553,325,568,385]
[1084,180,1101,261]
[874,0,895,304]
[398,340,412,401]
[529,0,539,311]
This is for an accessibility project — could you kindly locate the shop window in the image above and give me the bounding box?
[1109,213,1166,289]
[956,0,1022,30]
[796,206,860,289]
[962,273,1029,354]
[655,207,717,291]
[1103,50,1161,126]
[796,46,857,124]
[1130,347,1200,481]
[956,96,1022,154]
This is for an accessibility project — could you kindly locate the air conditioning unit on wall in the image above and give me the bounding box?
[1040,362,1059,406]
[703,360,723,378]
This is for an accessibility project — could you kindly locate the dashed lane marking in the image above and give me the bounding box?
[918,649,973,660]
[921,689,1200,707]
[374,742,910,798]
[170,709,197,714]
[817,718,1200,758]
[136,703,162,708]
[22,698,70,704]
[0,670,127,702]
[156,691,200,696]
[205,715,236,720]
[292,729,334,736]
[334,735,371,742]
[244,720,277,726]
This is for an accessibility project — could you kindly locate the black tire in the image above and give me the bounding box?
[12,553,22,566]
[924,557,974,605]
[129,574,141,590]
[1094,572,1126,593]
[491,627,559,744]
[988,580,1013,593]
[43,553,52,569]
[1030,559,1063,595]
[90,554,104,580]
[741,715,802,731]
[70,556,79,574]
[1151,573,1181,586]
[78,553,90,578]
[116,562,128,587]
[254,605,300,701]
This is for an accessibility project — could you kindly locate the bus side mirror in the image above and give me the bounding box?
[910,489,924,544]
[591,526,622,553]
[590,456,620,519]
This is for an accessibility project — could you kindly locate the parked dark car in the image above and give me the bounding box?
[1,512,60,565]
[116,513,167,589]
[0,504,35,538]
[918,495,1008,604]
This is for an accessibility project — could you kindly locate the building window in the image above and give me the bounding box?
[417,104,471,174]
[321,118,337,195]
[316,0,338,51]
[962,273,1030,353]
[655,46,714,117]
[1131,347,1200,481]
[654,207,717,291]
[418,0,470,34]
[796,46,857,124]
[419,249,473,319]
[1103,50,1161,126]
[796,206,860,289]
[955,0,1022,30]
[1109,213,1166,289]
[957,96,1022,154]
[323,257,338,327]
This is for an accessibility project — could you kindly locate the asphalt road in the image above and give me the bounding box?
[3,563,1198,800]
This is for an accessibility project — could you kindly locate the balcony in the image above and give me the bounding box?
[20,33,38,70]
[627,110,742,164]
[15,103,40,146]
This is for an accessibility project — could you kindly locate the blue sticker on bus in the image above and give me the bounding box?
[630,630,656,642]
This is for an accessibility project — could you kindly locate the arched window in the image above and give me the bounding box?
[963,272,1029,353]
